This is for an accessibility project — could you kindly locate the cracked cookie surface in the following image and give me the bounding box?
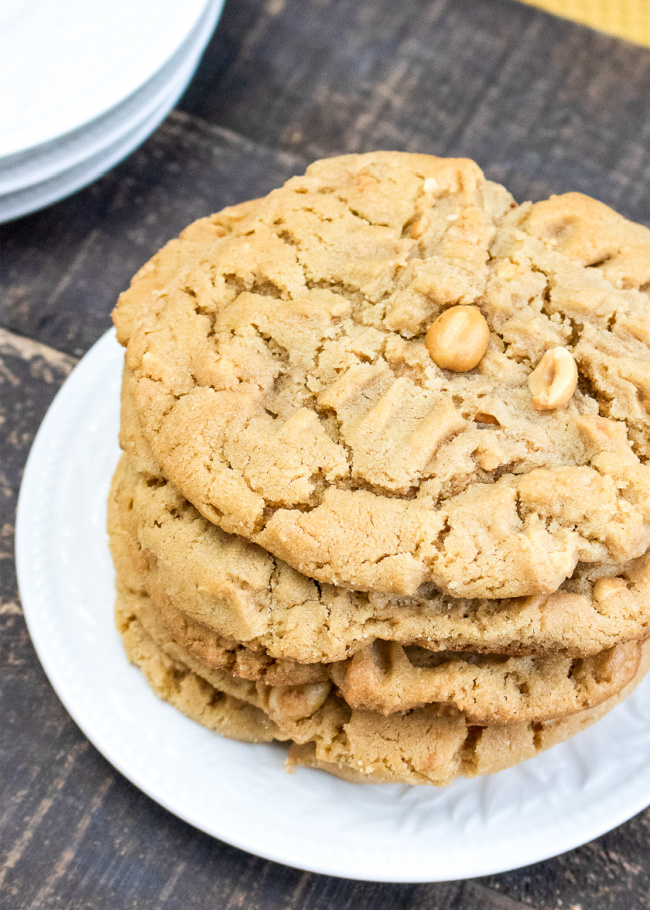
[110,434,650,669]
[114,152,650,598]
[110,454,642,723]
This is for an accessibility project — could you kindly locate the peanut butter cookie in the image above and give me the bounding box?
[114,153,650,598]
[110,447,650,701]
[116,587,650,787]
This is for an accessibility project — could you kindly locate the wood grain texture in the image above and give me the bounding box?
[0,121,305,358]
[0,329,76,615]
[3,0,650,906]
[181,0,650,224]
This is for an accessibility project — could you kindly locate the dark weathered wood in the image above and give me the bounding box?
[0,120,305,358]
[0,329,76,612]
[3,0,650,906]
[484,820,650,910]
[182,0,650,225]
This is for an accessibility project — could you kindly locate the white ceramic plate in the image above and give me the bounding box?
[16,330,650,883]
[0,0,225,196]
[0,0,224,223]
[0,73,183,224]
[0,0,213,157]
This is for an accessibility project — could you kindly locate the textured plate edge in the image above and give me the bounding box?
[13,328,650,883]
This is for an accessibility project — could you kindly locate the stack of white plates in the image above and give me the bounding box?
[0,0,225,223]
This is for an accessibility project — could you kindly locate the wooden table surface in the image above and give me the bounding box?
[3,0,650,906]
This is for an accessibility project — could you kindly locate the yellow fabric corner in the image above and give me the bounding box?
[518,0,650,48]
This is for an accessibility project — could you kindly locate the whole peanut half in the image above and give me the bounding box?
[593,577,628,603]
[528,347,578,410]
[267,682,332,721]
[425,305,490,372]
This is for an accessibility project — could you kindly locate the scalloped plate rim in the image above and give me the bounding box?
[15,328,650,883]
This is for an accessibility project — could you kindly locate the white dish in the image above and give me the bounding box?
[0,0,214,157]
[0,0,225,196]
[16,330,650,883]
[0,0,224,222]
[0,70,183,223]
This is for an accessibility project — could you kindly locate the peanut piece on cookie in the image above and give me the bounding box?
[593,577,628,603]
[268,682,332,721]
[410,214,429,239]
[425,305,490,372]
[528,347,578,411]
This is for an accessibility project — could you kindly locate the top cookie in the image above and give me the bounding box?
[114,152,650,597]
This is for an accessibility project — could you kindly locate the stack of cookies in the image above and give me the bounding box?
[108,152,650,786]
